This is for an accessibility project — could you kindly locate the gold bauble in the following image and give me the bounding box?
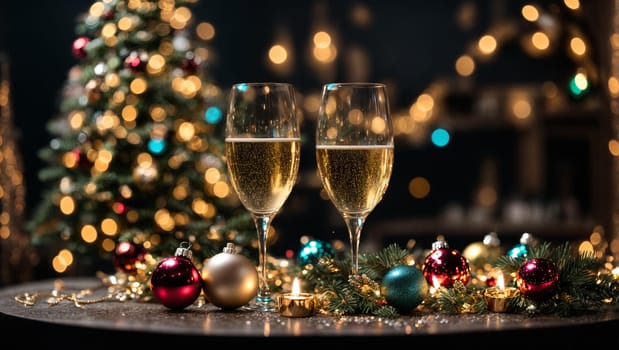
[462,242,491,262]
[462,232,503,269]
[202,243,258,310]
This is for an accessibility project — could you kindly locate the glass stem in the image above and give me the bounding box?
[252,213,274,303]
[343,214,365,275]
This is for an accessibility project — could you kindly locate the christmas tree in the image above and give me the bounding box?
[26,0,254,275]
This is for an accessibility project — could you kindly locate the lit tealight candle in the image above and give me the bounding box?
[277,277,316,317]
[484,271,519,313]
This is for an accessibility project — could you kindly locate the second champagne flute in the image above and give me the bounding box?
[316,82,394,276]
[225,82,301,311]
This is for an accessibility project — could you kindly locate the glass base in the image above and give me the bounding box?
[249,295,277,312]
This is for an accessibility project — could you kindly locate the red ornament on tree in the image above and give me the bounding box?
[515,258,559,301]
[181,53,199,74]
[112,241,147,274]
[124,51,148,72]
[101,8,115,20]
[71,146,93,169]
[72,36,90,59]
[150,242,203,310]
[422,239,471,288]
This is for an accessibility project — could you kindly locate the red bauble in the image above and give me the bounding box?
[515,258,559,301]
[112,241,147,274]
[150,244,202,310]
[72,36,90,59]
[422,240,471,288]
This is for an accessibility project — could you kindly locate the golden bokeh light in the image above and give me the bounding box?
[608,139,619,156]
[370,116,386,134]
[213,181,230,198]
[512,99,532,119]
[521,5,539,22]
[570,37,586,56]
[100,218,118,236]
[531,31,550,50]
[409,177,430,199]
[204,168,221,184]
[177,121,196,141]
[416,93,434,112]
[455,55,475,76]
[478,35,497,55]
[155,209,175,231]
[608,77,619,97]
[269,44,288,64]
[122,105,138,122]
[130,77,148,94]
[80,224,98,243]
[564,0,580,10]
[59,195,75,215]
[347,109,363,125]
[313,31,332,48]
[196,21,215,40]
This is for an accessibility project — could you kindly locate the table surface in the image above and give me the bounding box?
[1,277,618,346]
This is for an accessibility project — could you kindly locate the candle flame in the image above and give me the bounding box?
[292,277,301,295]
[496,270,505,291]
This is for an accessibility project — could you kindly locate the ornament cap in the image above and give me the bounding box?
[432,239,449,250]
[483,232,501,247]
[175,242,193,259]
[222,242,236,254]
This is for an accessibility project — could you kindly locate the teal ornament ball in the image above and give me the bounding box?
[508,243,528,258]
[297,239,334,266]
[381,265,428,314]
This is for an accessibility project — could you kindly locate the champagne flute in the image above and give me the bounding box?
[225,82,301,311]
[315,83,394,275]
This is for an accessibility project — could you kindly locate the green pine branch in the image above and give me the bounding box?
[302,241,618,317]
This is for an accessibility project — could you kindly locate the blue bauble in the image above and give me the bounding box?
[297,239,335,266]
[381,265,428,314]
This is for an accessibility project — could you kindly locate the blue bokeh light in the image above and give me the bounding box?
[431,128,450,147]
[204,106,223,124]
[148,138,166,154]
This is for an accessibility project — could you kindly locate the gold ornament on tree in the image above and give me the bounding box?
[132,161,159,191]
[201,242,258,310]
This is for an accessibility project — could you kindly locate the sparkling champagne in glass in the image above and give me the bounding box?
[316,83,394,275]
[225,83,300,311]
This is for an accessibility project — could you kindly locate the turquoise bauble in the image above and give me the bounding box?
[297,239,335,266]
[381,265,428,314]
[507,243,528,258]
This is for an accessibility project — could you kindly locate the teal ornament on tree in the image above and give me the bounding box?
[381,265,428,314]
[297,239,334,266]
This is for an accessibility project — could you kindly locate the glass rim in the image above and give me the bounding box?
[231,82,293,88]
[323,82,386,90]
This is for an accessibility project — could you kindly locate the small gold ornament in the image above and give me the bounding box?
[202,242,258,310]
[462,232,503,269]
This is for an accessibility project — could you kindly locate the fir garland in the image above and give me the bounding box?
[302,241,619,317]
